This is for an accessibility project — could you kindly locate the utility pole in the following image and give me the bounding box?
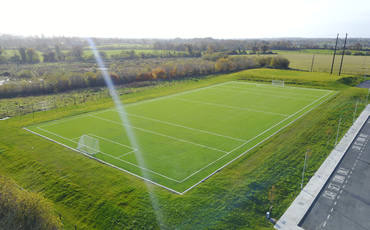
[311,55,315,72]
[339,33,348,76]
[331,33,339,74]
[301,149,311,190]
[363,51,367,69]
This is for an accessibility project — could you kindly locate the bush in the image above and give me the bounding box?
[257,56,272,67]
[0,175,61,230]
[16,70,33,79]
[270,56,290,69]
[353,51,364,56]
[202,52,228,61]
[337,50,352,55]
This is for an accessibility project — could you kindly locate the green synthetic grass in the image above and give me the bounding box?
[26,81,336,193]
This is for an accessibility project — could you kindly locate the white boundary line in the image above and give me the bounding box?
[23,127,182,194]
[170,97,291,117]
[89,115,229,154]
[112,110,246,142]
[179,91,338,194]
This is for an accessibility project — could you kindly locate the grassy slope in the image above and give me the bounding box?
[0,69,368,229]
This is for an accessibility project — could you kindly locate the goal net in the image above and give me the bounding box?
[77,135,100,155]
[272,80,284,87]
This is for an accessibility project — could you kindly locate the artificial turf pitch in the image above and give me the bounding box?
[26,82,337,194]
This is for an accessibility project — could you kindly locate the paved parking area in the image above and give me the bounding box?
[299,118,370,230]
[275,105,370,230]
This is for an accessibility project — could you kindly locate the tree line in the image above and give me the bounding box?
[0,55,289,98]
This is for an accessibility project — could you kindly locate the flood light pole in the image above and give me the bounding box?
[331,33,339,75]
[339,33,348,76]
[301,149,310,190]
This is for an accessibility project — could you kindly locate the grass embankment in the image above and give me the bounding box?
[0,69,368,229]
[228,69,362,89]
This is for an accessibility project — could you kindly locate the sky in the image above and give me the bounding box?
[1,0,370,39]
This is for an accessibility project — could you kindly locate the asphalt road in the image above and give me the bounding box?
[299,117,370,230]
[357,80,370,89]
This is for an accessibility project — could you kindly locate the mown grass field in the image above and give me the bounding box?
[82,49,186,57]
[26,82,336,194]
[0,69,368,229]
[269,51,370,75]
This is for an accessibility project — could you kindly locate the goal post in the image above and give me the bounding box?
[272,80,284,87]
[77,135,100,155]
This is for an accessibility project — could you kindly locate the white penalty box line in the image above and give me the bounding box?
[88,134,138,158]
[35,126,181,183]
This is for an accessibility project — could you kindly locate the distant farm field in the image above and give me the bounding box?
[82,49,186,57]
[27,81,336,194]
[270,51,370,75]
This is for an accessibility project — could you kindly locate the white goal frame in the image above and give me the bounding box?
[272,80,284,87]
[77,135,100,155]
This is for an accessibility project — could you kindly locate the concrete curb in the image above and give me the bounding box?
[274,105,370,230]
